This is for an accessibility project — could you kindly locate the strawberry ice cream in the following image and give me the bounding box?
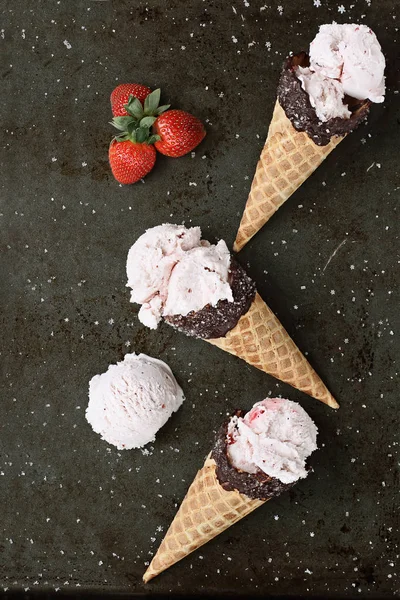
[296,69,352,121]
[296,23,385,122]
[126,224,233,329]
[86,353,184,449]
[226,398,318,484]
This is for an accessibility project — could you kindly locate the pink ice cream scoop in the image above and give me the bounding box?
[126,224,233,329]
[296,23,385,122]
[86,353,184,449]
[227,398,318,484]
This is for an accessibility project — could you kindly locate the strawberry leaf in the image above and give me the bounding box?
[127,121,139,135]
[114,133,130,142]
[148,134,161,144]
[144,88,161,115]
[125,96,144,120]
[135,126,150,143]
[110,116,135,131]
[155,104,170,115]
[140,116,157,128]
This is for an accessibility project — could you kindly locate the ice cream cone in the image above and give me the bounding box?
[143,455,265,583]
[233,101,343,252]
[206,292,338,409]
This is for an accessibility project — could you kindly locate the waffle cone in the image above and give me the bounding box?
[143,455,265,583]
[206,292,338,409]
[233,101,343,252]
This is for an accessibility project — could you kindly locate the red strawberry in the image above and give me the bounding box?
[111,83,151,117]
[154,110,206,157]
[108,89,170,184]
[109,140,156,184]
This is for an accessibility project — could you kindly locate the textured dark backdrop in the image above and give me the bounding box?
[1,0,399,597]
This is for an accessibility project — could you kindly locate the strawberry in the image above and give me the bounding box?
[108,89,169,184]
[153,110,206,157]
[111,83,152,117]
[109,139,156,184]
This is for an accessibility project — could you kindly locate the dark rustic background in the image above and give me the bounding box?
[1,0,399,596]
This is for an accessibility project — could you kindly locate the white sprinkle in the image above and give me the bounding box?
[63,39,72,49]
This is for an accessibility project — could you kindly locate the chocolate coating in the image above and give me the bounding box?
[211,411,295,501]
[277,52,371,146]
[164,258,256,339]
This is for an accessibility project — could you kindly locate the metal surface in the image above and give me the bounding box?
[1,0,399,596]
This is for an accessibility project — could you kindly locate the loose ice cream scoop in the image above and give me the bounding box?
[143,398,318,582]
[296,23,385,121]
[86,353,184,449]
[226,398,318,484]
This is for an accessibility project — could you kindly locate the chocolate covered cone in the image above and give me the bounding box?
[233,101,342,252]
[206,292,338,409]
[143,455,265,583]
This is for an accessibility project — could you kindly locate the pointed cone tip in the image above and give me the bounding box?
[143,571,153,584]
[207,293,339,410]
[327,396,340,409]
[232,240,241,253]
